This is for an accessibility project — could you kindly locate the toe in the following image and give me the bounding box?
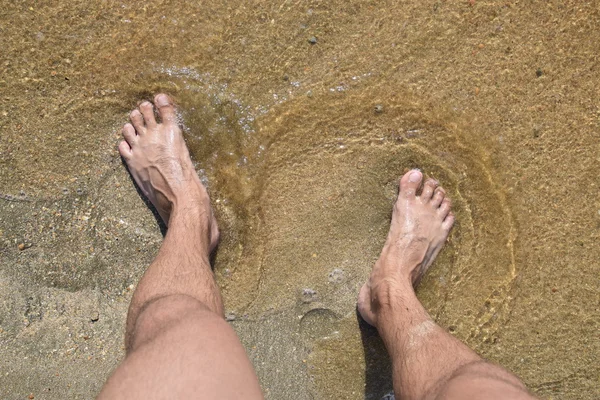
[130,109,145,133]
[118,140,132,159]
[442,212,455,231]
[122,123,137,146]
[399,169,423,199]
[154,93,177,125]
[431,187,446,207]
[439,198,452,218]
[420,178,438,202]
[139,101,157,129]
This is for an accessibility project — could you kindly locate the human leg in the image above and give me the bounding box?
[97,94,263,399]
[358,170,535,400]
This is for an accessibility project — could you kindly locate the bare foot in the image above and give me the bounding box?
[357,169,454,327]
[118,93,219,250]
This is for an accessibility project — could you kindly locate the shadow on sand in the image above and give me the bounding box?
[358,309,395,400]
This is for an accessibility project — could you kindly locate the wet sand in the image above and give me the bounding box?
[1,1,599,399]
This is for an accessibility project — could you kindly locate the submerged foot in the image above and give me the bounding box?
[118,93,219,250]
[357,169,454,327]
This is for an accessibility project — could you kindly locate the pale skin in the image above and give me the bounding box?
[357,171,536,400]
[98,94,537,400]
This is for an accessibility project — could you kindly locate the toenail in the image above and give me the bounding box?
[409,170,422,183]
[155,94,170,107]
[141,101,151,107]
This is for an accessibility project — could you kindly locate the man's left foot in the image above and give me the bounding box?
[357,170,454,327]
[118,94,219,250]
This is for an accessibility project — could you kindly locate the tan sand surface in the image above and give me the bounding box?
[0,1,598,399]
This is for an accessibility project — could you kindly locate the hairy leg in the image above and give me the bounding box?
[358,170,536,400]
[97,94,263,399]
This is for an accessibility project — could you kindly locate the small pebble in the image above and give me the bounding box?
[301,288,317,303]
[328,268,346,284]
[90,311,99,322]
[536,68,543,77]
[374,104,384,113]
[28,394,34,400]
[308,36,318,45]
[18,243,26,251]
[225,312,236,322]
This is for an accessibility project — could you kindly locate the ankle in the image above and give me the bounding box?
[371,253,415,285]
[169,201,211,225]
[369,278,415,316]
[370,279,432,348]
[170,178,209,210]
[376,245,425,286]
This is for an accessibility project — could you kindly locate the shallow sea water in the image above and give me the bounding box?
[1,1,598,399]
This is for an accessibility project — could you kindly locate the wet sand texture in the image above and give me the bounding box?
[1,1,598,399]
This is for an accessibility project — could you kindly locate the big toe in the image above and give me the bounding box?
[399,169,423,198]
[154,93,177,125]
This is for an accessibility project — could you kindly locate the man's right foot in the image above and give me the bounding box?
[118,93,219,250]
[357,169,454,327]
